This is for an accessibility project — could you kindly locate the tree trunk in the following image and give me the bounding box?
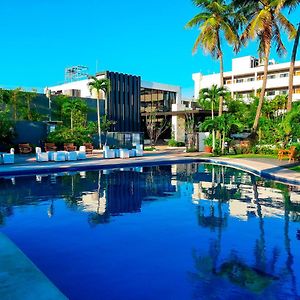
[252,44,271,133]
[211,101,215,151]
[96,94,102,149]
[221,131,225,154]
[287,23,300,112]
[218,53,224,116]
[27,98,31,120]
[71,110,73,130]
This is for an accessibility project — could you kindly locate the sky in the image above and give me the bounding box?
[0,0,299,98]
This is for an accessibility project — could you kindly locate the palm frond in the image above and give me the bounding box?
[276,13,296,39]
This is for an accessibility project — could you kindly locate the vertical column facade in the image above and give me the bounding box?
[106,71,141,132]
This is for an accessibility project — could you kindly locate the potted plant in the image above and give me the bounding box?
[204,135,213,153]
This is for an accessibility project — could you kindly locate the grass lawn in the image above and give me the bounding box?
[289,166,300,172]
[218,154,278,159]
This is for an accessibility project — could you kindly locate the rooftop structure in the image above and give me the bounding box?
[192,56,300,102]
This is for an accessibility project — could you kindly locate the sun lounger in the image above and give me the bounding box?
[66,151,78,161]
[120,149,129,159]
[135,144,143,157]
[64,143,77,151]
[103,146,115,159]
[129,150,136,157]
[114,149,120,158]
[45,143,57,152]
[76,146,87,160]
[19,143,32,154]
[278,146,296,163]
[53,151,67,162]
[35,147,49,162]
[1,148,15,164]
[83,143,94,154]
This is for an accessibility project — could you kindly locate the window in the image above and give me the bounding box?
[226,80,232,84]
[280,73,289,78]
[267,90,276,96]
[280,90,288,95]
[236,78,243,83]
[247,77,255,82]
[257,75,263,80]
[295,71,300,76]
[295,88,300,94]
[267,74,276,79]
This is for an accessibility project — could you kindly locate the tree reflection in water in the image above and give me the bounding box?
[190,166,299,298]
[0,163,299,298]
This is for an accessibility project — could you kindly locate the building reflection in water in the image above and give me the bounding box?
[0,163,300,297]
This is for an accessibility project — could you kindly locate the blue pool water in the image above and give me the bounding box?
[0,163,300,299]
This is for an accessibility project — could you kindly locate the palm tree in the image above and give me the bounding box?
[88,76,111,148]
[61,98,87,130]
[198,85,227,150]
[185,0,239,116]
[288,23,300,111]
[233,0,296,134]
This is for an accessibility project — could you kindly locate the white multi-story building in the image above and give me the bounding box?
[192,56,300,102]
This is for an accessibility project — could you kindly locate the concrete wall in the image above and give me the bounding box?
[13,121,48,147]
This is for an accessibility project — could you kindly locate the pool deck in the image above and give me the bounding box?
[0,149,300,186]
[0,233,67,300]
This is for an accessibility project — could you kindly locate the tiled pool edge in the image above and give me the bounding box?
[0,156,300,186]
[0,233,67,300]
[203,158,300,186]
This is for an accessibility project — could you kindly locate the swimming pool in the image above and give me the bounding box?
[0,163,299,299]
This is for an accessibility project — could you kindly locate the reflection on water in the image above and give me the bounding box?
[0,163,300,299]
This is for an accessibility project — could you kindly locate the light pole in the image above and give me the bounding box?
[45,87,52,121]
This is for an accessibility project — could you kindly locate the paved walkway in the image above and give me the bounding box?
[1,150,300,186]
[205,157,300,186]
[0,233,67,300]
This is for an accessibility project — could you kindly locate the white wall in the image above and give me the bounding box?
[192,56,300,100]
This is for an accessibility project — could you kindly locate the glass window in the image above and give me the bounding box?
[267,90,275,96]
[280,73,289,78]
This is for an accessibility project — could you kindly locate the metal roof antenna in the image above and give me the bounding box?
[64,65,89,82]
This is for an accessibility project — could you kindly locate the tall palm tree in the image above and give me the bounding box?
[88,76,111,148]
[186,0,239,116]
[233,0,296,134]
[198,85,227,150]
[287,23,300,111]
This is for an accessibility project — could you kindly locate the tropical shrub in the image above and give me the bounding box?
[47,123,96,148]
[168,139,185,147]
[0,109,16,150]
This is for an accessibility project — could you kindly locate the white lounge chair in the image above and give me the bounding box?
[76,146,87,160]
[103,146,115,159]
[129,150,136,157]
[66,151,78,161]
[47,151,56,161]
[2,148,15,164]
[53,151,66,161]
[120,149,129,159]
[135,144,143,157]
[114,149,120,158]
[36,147,49,162]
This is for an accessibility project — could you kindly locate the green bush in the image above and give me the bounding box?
[186,147,198,153]
[144,146,156,151]
[168,139,185,147]
[0,110,16,150]
[47,123,96,148]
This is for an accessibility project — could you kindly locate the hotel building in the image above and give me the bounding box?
[47,71,209,143]
[192,56,300,102]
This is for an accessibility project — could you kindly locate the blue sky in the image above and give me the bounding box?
[0,0,299,97]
